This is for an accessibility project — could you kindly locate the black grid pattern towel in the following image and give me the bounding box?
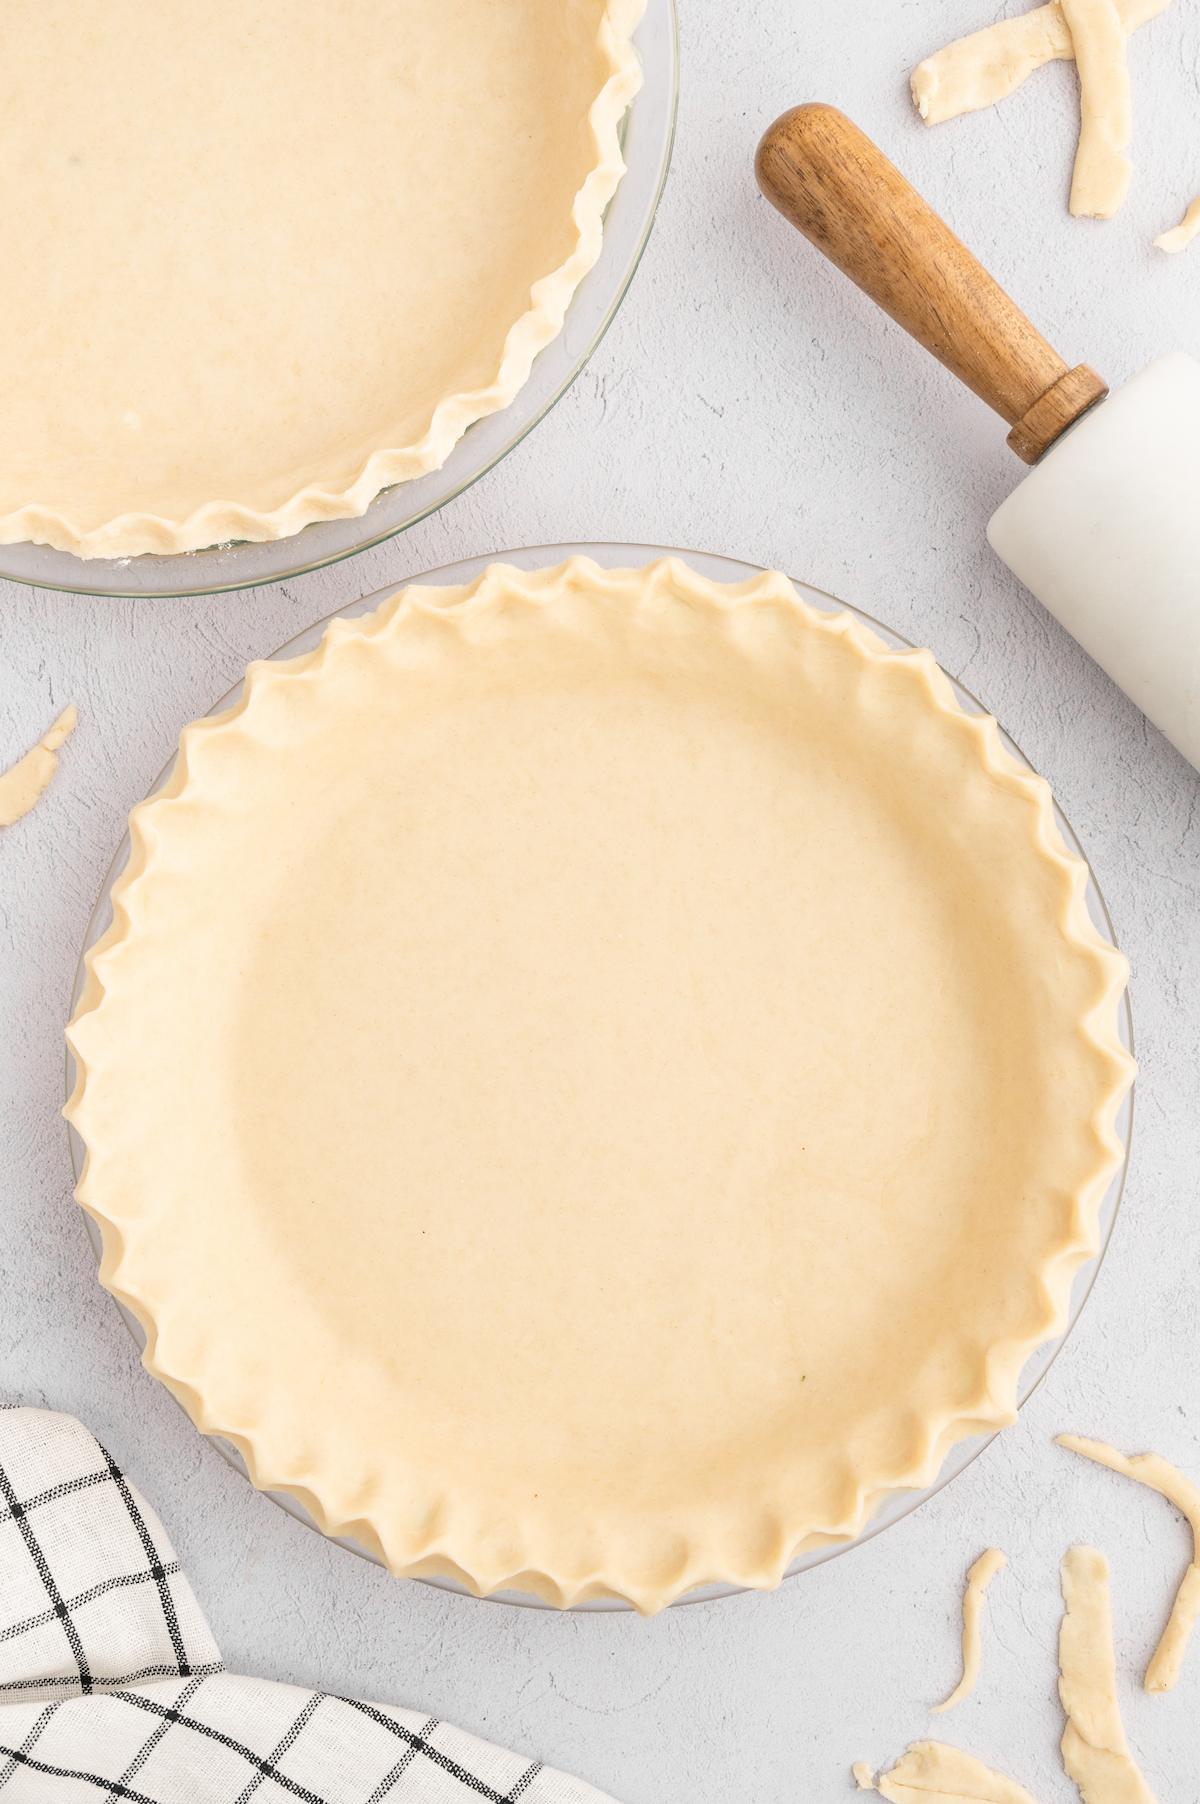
[0,1407,616,1804]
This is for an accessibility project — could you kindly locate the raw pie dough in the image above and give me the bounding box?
[1059,1546,1158,1804]
[0,707,77,828]
[1155,198,1200,253]
[911,0,1168,127]
[1058,1435,1200,1691]
[1060,0,1132,218]
[66,560,1133,1611]
[912,0,1178,232]
[0,1,642,559]
[935,1548,1008,1713]
[854,1743,1041,1803]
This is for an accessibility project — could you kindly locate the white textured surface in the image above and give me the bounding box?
[2,2,1199,1798]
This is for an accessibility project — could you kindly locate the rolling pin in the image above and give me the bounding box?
[755,103,1200,771]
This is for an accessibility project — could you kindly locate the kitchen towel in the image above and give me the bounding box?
[0,1405,615,1803]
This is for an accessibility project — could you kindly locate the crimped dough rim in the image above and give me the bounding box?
[0,2,644,561]
[66,558,1134,1611]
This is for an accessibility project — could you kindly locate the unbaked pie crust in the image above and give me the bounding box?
[66,559,1133,1611]
[0,1,642,559]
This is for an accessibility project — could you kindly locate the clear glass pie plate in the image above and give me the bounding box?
[67,543,1134,1609]
[3,7,677,601]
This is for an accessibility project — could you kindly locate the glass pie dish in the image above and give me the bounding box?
[3,8,676,601]
[66,542,1134,1608]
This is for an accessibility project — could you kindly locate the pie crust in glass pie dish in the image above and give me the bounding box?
[66,558,1134,1612]
[0,0,643,559]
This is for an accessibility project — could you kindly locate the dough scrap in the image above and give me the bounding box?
[853,1761,877,1790]
[861,1742,1041,1804]
[1058,1434,1200,1691]
[1061,0,1133,217]
[934,1547,1008,1713]
[911,0,1170,127]
[1059,1546,1158,1804]
[0,706,77,827]
[1154,197,1200,252]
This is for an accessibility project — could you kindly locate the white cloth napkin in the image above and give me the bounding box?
[0,1406,616,1803]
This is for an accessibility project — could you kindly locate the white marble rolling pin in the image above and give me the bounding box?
[756,103,1200,771]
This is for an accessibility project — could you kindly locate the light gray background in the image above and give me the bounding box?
[2,2,1199,1798]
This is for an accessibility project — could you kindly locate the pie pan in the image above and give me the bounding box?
[66,542,1134,1611]
[0,7,676,600]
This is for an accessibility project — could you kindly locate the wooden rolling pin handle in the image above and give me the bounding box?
[755,103,1108,464]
